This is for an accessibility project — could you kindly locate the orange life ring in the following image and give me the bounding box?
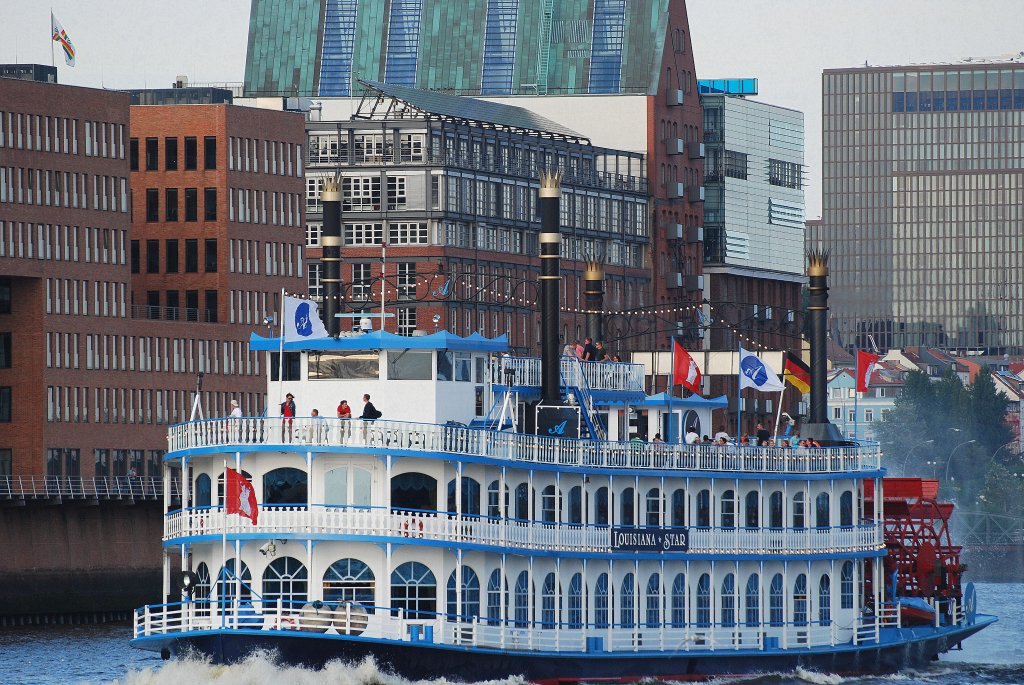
[402,518,424,539]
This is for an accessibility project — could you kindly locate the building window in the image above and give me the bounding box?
[205,290,218,323]
[145,137,158,170]
[352,263,372,303]
[396,262,416,300]
[397,307,416,336]
[145,188,159,222]
[184,188,198,221]
[307,262,322,299]
[146,239,159,273]
[724,150,748,180]
[165,137,178,170]
[129,138,139,170]
[0,279,9,314]
[185,290,199,321]
[387,176,407,210]
[165,188,179,222]
[204,239,217,272]
[204,136,217,169]
[147,290,160,319]
[184,136,197,170]
[166,290,179,320]
[864,409,874,423]
[342,176,381,211]
[185,239,198,272]
[399,134,424,161]
[166,239,178,273]
[306,223,321,247]
[0,448,10,476]
[0,332,9,369]
[130,240,140,273]
[388,222,428,245]
[0,387,10,422]
[204,187,217,221]
[768,158,802,189]
[344,222,384,246]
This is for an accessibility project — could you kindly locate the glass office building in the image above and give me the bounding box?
[811,62,1024,354]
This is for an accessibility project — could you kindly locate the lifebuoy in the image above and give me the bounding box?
[277,616,296,630]
[402,518,424,539]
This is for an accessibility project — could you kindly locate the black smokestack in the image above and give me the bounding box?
[802,249,846,444]
[321,177,342,337]
[583,258,604,343]
[539,170,562,405]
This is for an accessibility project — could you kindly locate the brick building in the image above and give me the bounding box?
[0,73,306,479]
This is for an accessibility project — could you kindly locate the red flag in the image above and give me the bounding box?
[225,467,258,525]
[856,350,880,393]
[673,339,702,394]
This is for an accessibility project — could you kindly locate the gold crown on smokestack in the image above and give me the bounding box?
[806,248,830,277]
[323,176,340,193]
[583,257,604,281]
[539,168,562,197]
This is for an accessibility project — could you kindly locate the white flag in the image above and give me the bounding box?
[738,346,785,392]
[51,13,76,67]
[283,296,329,342]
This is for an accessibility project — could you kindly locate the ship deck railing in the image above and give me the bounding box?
[164,505,883,554]
[490,356,646,395]
[0,475,177,502]
[168,418,882,474]
[135,597,961,651]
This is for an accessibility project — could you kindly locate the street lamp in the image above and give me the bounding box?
[988,441,1016,469]
[900,439,935,475]
[926,460,940,479]
[944,439,978,481]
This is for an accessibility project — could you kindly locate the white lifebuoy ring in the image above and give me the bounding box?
[402,518,424,539]
[278,616,296,630]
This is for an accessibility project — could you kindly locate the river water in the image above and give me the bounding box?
[1,583,1021,685]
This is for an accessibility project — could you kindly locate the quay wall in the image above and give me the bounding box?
[0,503,162,622]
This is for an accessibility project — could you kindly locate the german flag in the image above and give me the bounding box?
[783,351,811,394]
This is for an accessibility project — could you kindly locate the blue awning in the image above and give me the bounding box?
[633,392,729,409]
[248,329,509,353]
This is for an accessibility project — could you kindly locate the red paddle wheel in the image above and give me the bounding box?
[864,478,964,620]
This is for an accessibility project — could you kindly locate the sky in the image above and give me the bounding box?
[4,1,1023,218]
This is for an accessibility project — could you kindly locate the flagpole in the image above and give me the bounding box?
[736,345,743,442]
[773,385,785,441]
[234,452,241,619]
[853,365,859,442]
[49,10,55,68]
[668,337,675,443]
[221,457,227,628]
[277,288,285,412]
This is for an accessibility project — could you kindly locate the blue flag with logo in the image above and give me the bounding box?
[283,296,330,342]
[738,346,785,392]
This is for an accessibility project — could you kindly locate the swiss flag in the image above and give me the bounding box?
[856,350,880,393]
[673,339,703,394]
[225,467,258,525]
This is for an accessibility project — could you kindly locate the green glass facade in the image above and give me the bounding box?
[243,0,671,96]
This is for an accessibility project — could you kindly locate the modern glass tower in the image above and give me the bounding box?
[244,0,674,97]
[810,61,1024,354]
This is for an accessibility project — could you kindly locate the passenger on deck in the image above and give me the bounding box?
[581,337,596,361]
[337,400,352,418]
[713,425,730,441]
[684,426,700,444]
[652,433,664,443]
[361,394,381,420]
[280,393,296,442]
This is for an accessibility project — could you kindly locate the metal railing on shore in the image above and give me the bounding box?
[0,476,178,501]
[168,418,883,475]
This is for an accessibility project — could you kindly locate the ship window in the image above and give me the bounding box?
[215,470,254,506]
[793,574,808,626]
[446,567,481,621]
[541,573,558,628]
[793,491,805,529]
[769,491,783,528]
[436,351,453,380]
[193,563,211,617]
[670,573,686,627]
[816,492,830,528]
[447,477,481,516]
[568,573,584,628]
[323,558,375,610]
[195,473,212,508]
[696,573,711,627]
[487,480,508,518]
[646,573,661,628]
[387,350,432,380]
[216,559,252,602]
[567,486,583,524]
[541,485,559,523]
[769,574,784,626]
[262,557,308,611]
[453,352,472,382]
[486,570,506,626]
[514,483,533,521]
[324,466,372,508]
[391,472,437,512]
[840,490,854,527]
[595,487,609,525]
[721,573,736,627]
[745,573,760,627]
[620,574,635,628]
[391,562,436,619]
[594,573,610,628]
[721,490,736,528]
[696,489,710,527]
[841,562,855,609]
[818,575,831,625]
[514,571,532,627]
[307,351,379,380]
[646,488,662,526]
[620,487,635,525]
[671,489,686,526]
[263,467,308,505]
[745,491,759,528]
[270,352,302,381]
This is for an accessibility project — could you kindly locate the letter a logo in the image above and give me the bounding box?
[548,419,567,436]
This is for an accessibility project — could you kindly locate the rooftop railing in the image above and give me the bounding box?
[0,476,178,501]
[167,418,882,475]
[491,356,646,394]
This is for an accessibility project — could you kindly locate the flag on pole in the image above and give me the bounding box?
[739,346,785,392]
[51,13,76,67]
[283,295,330,342]
[225,468,258,525]
[783,351,811,394]
[673,339,702,394]
[856,350,880,393]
